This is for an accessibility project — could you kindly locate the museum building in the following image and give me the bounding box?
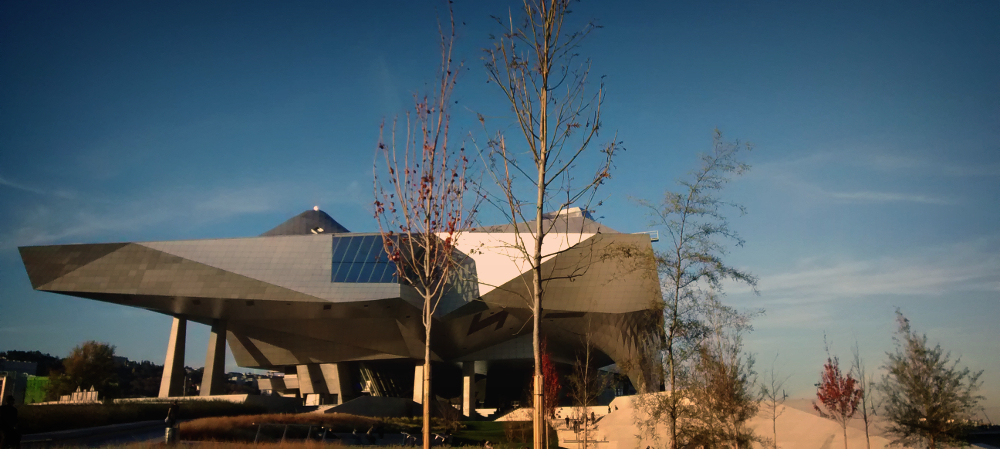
[18,207,660,414]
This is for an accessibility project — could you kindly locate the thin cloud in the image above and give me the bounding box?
[827,190,955,205]
[0,175,46,195]
[0,179,368,249]
[756,150,1000,178]
[729,237,1000,305]
[751,153,961,206]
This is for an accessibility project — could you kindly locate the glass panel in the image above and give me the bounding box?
[352,263,370,283]
[370,236,391,262]
[356,235,380,262]
[331,237,352,261]
[386,263,400,283]
[371,262,392,283]
[338,237,363,262]
[367,263,383,283]
[343,261,364,282]
[330,236,404,283]
[331,263,350,282]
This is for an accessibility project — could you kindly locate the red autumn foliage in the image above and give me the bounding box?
[813,356,863,448]
[541,339,561,419]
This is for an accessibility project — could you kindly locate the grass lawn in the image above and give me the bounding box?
[452,421,559,448]
[168,415,556,448]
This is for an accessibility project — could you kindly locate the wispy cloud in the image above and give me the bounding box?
[0,175,49,196]
[729,237,1000,304]
[0,174,78,199]
[755,150,1000,178]
[0,178,369,249]
[750,152,962,205]
[827,190,954,205]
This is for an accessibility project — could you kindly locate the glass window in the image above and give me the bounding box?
[331,237,352,261]
[370,262,392,283]
[357,262,380,283]
[332,263,351,283]
[343,261,364,282]
[356,236,380,262]
[331,235,401,283]
[331,237,346,260]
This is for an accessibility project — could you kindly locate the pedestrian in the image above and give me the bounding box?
[164,401,179,446]
[591,411,596,423]
[565,416,570,428]
[0,395,19,449]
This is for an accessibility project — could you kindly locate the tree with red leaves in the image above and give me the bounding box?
[814,356,863,449]
[540,339,560,448]
[373,7,478,449]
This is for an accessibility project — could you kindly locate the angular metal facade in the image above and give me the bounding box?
[19,208,662,395]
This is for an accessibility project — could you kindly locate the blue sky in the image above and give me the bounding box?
[1,0,997,416]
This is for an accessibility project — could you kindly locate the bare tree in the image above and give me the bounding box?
[566,328,612,449]
[760,354,790,449]
[635,130,758,448]
[373,10,477,448]
[480,1,620,446]
[851,339,881,449]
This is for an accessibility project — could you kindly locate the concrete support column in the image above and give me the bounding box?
[200,319,227,396]
[158,316,187,398]
[319,363,353,405]
[296,364,320,394]
[462,361,477,417]
[412,364,424,404]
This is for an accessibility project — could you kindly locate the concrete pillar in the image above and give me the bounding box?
[296,364,321,394]
[412,364,424,404]
[158,316,187,398]
[200,319,227,396]
[319,363,353,405]
[462,361,476,416]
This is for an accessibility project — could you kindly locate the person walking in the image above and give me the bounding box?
[0,395,20,449]
[164,401,179,446]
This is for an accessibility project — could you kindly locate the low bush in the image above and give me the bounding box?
[18,401,267,435]
[117,438,347,449]
[179,412,385,442]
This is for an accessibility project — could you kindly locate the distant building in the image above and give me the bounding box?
[0,360,38,376]
[0,372,27,404]
[19,207,661,412]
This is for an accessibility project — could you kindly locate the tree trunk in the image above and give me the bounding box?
[773,414,777,449]
[842,425,847,449]
[423,334,432,449]
[545,417,550,449]
[863,417,870,449]
[532,8,550,446]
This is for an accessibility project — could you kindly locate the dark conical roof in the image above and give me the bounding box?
[261,209,350,236]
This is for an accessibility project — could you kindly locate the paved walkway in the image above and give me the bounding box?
[549,395,896,449]
[22,420,167,448]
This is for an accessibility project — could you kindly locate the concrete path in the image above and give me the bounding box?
[550,395,896,449]
[21,420,167,448]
